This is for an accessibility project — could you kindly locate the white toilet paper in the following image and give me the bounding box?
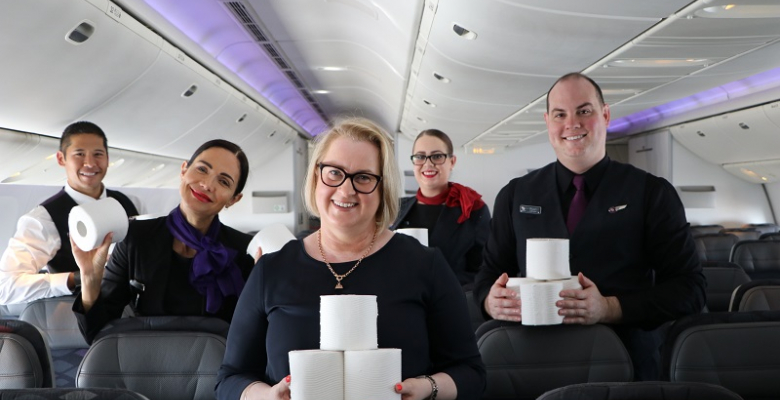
[344,349,401,400]
[246,223,296,256]
[68,197,129,251]
[526,238,570,280]
[505,277,538,296]
[320,295,378,351]
[395,228,428,246]
[289,350,344,400]
[520,277,582,326]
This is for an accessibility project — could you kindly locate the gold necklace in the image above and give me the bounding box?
[318,228,377,289]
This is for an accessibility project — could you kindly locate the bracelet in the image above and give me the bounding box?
[416,375,438,400]
[241,381,261,400]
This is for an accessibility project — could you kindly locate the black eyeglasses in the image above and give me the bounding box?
[318,164,382,194]
[411,153,450,165]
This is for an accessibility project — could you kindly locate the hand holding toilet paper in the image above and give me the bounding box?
[68,197,129,251]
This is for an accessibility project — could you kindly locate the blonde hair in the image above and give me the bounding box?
[303,117,400,231]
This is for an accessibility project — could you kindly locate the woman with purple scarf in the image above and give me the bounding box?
[72,139,255,344]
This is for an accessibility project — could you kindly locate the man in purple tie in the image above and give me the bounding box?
[473,72,705,380]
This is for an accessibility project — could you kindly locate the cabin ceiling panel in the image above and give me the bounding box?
[414,49,553,106]
[0,1,160,136]
[487,0,694,18]
[651,15,780,40]
[430,0,663,75]
[158,92,269,159]
[80,48,230,156]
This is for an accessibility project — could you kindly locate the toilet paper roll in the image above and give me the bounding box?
[344,349,401,400]
[320,295,378,351]
[526,238,570,280]
[520,277,582,326]
[505,277,538,296]
[247,223,296,256]
[68,197,129,251]
[289,350,344,400]
[395,228,428,246]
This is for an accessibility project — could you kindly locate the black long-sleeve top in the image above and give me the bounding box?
[216,233,486,400]
[72,216,254,344]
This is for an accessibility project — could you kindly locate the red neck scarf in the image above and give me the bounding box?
[416,182,485,223]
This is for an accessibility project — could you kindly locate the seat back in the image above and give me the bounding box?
[0,319,54,388]
[536,381,743,400]
[730,240,780,279]
[666,311,780,400]
[701,261,751,312]
[729,279,780,311]
[76,316,229,400]
[19,296,89,387]
[743,223,780,236]
[690,224,724,237]
[694,234,739,262]
[477,321,632,400]
[0,388,150,399]
[721,228,761,242]
[760,232,780,241]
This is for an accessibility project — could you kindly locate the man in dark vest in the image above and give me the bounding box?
[474,73,706,380]
[0,121,139,307]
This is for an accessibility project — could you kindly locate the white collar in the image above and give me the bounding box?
[64,182,107,205]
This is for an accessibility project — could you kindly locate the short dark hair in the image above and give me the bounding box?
[546,72,605,112]
[414,129,454,155]
[60,121,108,153]
[186,139,250,196]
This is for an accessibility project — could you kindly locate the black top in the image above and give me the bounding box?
[216,234,486,400]
[474,158,705,379]
[392,196,490,287]
[72,216,254,344]
[41,188,139,274]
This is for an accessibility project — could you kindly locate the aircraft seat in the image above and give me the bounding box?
[76,316,229,400]
[743,223,780,236]
[728,279,780,312]
[701,261,751,312]
[694,233,739,262]
[759,232,780,241]
[477,320,632,400]
[464,290,485,332]
[0,388,150,399]
[689,224,724,237]
[18,296,88,387]
[664,311,780,400]
[536,381,743,400]
[729,240,780,279]
[721,228,761,242]
[0,319,54,388]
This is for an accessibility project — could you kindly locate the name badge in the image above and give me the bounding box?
[519,205,542,214]
[608,204,628,213]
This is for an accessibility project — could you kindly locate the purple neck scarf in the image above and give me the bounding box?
[166,206,244,313]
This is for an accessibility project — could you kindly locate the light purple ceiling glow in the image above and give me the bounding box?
[608,67,780,137]
[143,0,327,136]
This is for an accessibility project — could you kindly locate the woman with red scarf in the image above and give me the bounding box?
[391,129,490,289]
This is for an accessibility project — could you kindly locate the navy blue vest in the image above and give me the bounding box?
[41,189,139,273]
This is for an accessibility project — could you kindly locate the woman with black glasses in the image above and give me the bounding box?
[216,118,485,400]
[391,129,490,289]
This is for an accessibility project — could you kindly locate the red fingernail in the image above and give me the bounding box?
[285,375,291,383]
[395,383,403,391]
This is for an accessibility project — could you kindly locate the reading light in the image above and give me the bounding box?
[695,4,780,18]
[433,72,451,83]
[423,99,436,107]
[182,84,198,97]
[607,59,711,68]
[452,24,477,40]
[739,122,750,130]
[313,90,331,94]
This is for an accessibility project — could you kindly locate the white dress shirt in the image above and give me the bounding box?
[0,184,115,306]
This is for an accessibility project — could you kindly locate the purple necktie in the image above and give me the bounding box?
[567,175,587,234]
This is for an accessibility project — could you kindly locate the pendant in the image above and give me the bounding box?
[335,282,343,289]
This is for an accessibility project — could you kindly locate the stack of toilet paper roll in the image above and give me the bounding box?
[506,238,582,326]
[289,295,401,400]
